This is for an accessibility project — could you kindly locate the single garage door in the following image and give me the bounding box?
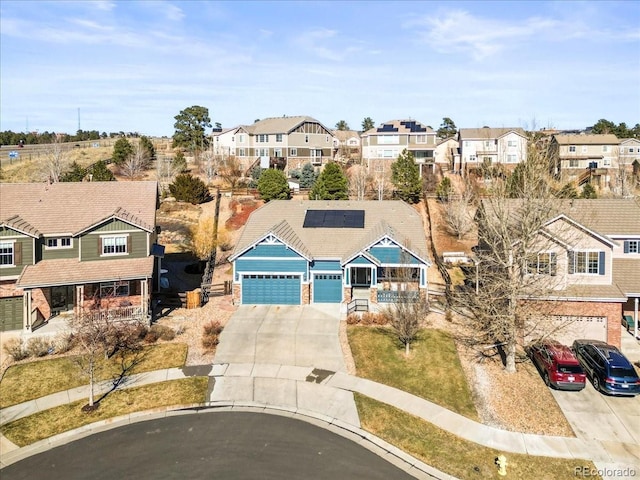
[313,274,342,303]
[552,315,607,345]
[0,296,24,332]
[242,274,301,305]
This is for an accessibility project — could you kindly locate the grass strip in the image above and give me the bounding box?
[355,394,600,480]
[0,343,188,408]
[2,377,207,447]
[348,326,477,420]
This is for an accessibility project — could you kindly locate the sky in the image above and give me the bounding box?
[1,0,639,137]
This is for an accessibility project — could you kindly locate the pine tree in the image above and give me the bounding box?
[60,161,88,182]
[89,160,115,181]
[391,149,422,204]
[257,169,291,201]
[299,163,318,188]
[309,162,348,200]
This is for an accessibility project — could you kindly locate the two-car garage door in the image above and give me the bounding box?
[0,296,23,332]
[552,316,607,345]
[242,275,301,305]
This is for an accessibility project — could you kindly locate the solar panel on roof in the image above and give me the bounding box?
[303,210,365,228]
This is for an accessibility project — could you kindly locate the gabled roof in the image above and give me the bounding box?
[362,119,435,136]
[458,127,526,140]
[552,134,619,145]
[332,130,360,141]
[0,181,158,236]
[231,200,430,265]
[230,219,312,261]
[243,116,331,135]
[1,215,41,238]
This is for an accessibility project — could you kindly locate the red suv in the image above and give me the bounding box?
[530,341,586,391]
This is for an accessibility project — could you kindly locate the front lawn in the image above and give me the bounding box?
[0,343,188,408]
[348,326,477,420]
[356,394,600,480]
[2,377,208,447]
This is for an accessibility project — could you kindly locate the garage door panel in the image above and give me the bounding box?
[242,275,301,305]
[0,296,24,331]
[313,274,342,303]
[552,316,607,345]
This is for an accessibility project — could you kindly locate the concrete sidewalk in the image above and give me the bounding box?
[2,362,639,478]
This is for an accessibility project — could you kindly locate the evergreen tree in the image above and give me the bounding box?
[555,182,579,199]
[335,120,349,131]
[169,173,211,204]
[436,117,457,139]
[139,136,156,162]
[257,169,291,201]
[391,149,422,204]
[112,138,134,166]
[309,162,348,200]
[299,163,318,188]
[361,117,375,131]
[60,161,88,182]
[172,150,187,173]
[435,177,453,202]
[581,183,597,199]
[89,160,115,181]
[172,105,211,152]
[249,165,262,188]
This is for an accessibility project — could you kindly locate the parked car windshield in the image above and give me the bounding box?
[610,367,638,378]
[557,364,583,374]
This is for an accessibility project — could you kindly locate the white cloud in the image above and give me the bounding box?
[93,1,116,12]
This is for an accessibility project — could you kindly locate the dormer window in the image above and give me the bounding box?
[46,237,72,249]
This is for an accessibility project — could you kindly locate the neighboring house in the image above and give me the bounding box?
[229,200,431,307]
[619,138,640,175]
[361,120,438,176]
[332,129,361,163]
[549,134,620,187]
[455,127,527,174]
[0,181,161,332]
[211,127,241,160]
[477,199,640,348]
[231,116,335,175]
[433,137,459,174]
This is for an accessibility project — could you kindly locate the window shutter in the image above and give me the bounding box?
[598,251,605,275]
[98,237,102,256]
[127,236,131,254]
[624,241,629,254]
[14,242,22,265]
[550,252,557,276]
[567,251,574,274]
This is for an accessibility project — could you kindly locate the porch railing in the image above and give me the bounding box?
[377,290,420,303]
[84,306,145,322]
[347,298,369,314]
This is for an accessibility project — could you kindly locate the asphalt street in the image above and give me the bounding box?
[2,411,417,480]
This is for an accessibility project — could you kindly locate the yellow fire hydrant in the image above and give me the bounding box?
[495,454,508,476]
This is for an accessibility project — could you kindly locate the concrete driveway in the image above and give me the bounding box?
[551,383,640,444]
[213,304,346,372]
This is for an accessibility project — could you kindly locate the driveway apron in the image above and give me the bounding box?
[214,304,346,372]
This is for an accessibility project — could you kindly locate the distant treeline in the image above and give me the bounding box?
[0,130,148,146]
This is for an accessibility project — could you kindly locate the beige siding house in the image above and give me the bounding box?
[456,127,527,174]
[550,134,620,187]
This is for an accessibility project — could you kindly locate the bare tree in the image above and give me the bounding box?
[200,148,216,184]
[121,142,151,180]
[69,302,145,410]
[347,164,370,200]
[216,155,243,194]
[443,179,476,240]
[46,135,66,182]
[382,249,430,356]
[190,216,216,261]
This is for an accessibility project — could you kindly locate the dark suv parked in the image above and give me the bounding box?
[572,339,640,396]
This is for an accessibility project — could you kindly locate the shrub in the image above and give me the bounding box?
[144,329,161,344]
[25,337,52,357]
[3,338,29,361]
[52,332,75,353]
[346,313,361,325]
[169,173,211,204]
[202,320,223,350]
[148,324,176,341]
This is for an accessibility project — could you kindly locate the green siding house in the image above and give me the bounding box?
[0,181,161,332]
[229,200,431,308]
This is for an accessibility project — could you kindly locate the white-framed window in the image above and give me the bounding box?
[484,140,492,148]
[0,241,14,266]
[46,237,72,249]
[102,235,127,255]
[257,134,268,143]
[379,135,399,145]
[603,158,611,167]
[507,154,517,163]
[507,140,517,147]
[526,252,557,276]
[239,148,246,157]
[416,135,426,144]
[348,139,358,146]
[469,155,477,162]
[274,148,282,157]
[582,146,588,153]
[100,280,129,298]
[258,148,269,157]
[290,148,297,156]
[569,159,579,167]
[276,134,283,142]
[231,137,235,142]
[305,135,309,143]
[569,251,601,275]
[602,145,609,153]
[383,149,394,158]
[629,148,635,153]
[569,146,576,152]
[238,134,244,143]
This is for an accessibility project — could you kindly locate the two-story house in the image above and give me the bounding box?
[332,129,361,163]
[0,181,161,332]
[619,138,640,176]
[455,127,527,174]
[229,116,335,175]
[549,134,620,187]
[361,120,438,177]
[477,198,640,348]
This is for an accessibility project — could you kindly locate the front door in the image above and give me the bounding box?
[351,267,371,286]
